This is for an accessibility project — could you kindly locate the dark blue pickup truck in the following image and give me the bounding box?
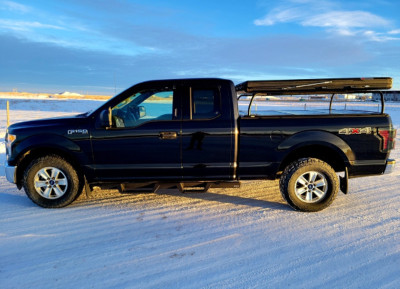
[5,77,397,211]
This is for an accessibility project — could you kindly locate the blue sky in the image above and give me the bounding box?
[0,0,399,94]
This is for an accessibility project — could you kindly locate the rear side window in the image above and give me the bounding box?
[192,89,220,119]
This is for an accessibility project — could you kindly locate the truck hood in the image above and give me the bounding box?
[7,114,89,135]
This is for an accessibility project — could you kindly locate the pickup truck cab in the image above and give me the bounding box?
[5,77,396,211]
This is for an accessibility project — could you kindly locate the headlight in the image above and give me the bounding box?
[5,133,16,157]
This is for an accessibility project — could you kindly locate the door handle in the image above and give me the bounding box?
[159,131,178,140]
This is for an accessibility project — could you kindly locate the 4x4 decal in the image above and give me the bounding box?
[339,127,372,135]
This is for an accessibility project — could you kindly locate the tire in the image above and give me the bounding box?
[279,158,339,212]
[23,155,83,208]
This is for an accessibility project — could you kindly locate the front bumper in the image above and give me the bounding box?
[5,162,17,184]
[384,159,396,174]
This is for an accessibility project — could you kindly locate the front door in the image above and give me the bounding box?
[91,87,181,181]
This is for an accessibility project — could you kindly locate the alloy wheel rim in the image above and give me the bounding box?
[34,167,68,199]
[294,171,328,203]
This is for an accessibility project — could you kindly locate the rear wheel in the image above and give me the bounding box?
[280,158,339,212]
[23,155,83,208]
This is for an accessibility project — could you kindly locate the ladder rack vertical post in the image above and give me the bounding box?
[248,93,256,116]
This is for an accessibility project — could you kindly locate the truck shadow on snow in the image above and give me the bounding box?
[158,189,290,211]
[76,181,291,211]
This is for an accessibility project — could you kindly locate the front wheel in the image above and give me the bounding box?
[23,155,83,208]
[280,158,339,212]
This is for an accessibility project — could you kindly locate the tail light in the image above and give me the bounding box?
[378,128,397,151]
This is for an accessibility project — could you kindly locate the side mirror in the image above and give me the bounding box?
[138,106,146,118]
[99,107,112,128]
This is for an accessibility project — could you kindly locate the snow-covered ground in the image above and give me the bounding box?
[1,97,399,289]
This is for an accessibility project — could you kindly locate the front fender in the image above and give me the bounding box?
[13,134,82,162]
[278,130,355,163]
[11,134,93,188]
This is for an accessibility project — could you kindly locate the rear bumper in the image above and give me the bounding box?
[348,159,395,177]
[5,162,17,184]
[384,159,396,174]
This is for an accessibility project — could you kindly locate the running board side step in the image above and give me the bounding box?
[119,181,241,194]
[177,181,241,193]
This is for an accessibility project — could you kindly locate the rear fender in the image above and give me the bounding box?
[278,131,355,167]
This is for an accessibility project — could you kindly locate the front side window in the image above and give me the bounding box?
[111,90,174,128]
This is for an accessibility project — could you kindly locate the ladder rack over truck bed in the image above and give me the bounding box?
[235,77,392,115]
[235,77,392,94]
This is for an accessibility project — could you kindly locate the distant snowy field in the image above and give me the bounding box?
[1,97,400,289]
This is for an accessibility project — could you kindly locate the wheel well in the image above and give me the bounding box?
[279,145,346,174]
[16,148,83,188]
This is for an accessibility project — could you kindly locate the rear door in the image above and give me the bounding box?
[180,82,236,180]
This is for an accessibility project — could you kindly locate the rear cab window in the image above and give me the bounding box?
[185,87,221,120]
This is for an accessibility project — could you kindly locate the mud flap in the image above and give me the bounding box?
[339,167,349,194]
[84,176,93,198]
